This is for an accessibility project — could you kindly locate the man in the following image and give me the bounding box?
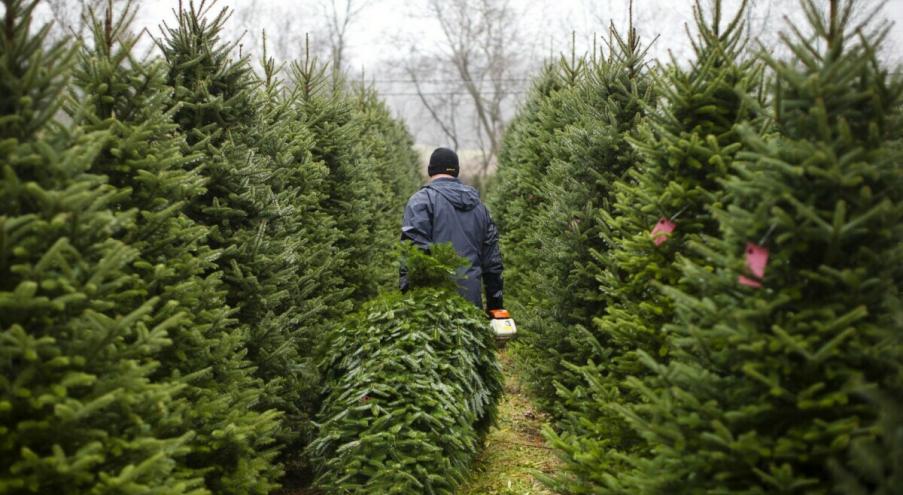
[400,147,504,311]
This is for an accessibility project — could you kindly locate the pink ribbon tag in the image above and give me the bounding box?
[738,275,762,288]
[738,242,769,288]
[651,218,676,246]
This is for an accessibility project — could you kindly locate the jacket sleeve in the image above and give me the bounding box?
[400,191,433,292]
[481,206,504,310]
[401,190,433,249]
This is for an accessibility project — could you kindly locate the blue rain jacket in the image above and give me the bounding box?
[400,177,504,308]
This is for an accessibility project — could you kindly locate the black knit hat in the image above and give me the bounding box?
[428,147,460,177]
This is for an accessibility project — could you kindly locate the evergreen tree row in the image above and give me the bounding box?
[489,0,903,492]
[0,1,421,493]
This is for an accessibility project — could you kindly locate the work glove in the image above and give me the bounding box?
[482,271,503,312]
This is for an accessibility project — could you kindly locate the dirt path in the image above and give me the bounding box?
[458,348,560,495]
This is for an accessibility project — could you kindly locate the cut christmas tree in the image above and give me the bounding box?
[309,244,503,495]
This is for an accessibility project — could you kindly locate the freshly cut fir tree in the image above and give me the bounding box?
[544,2,766,492]
[0,1,200,492]
[309,244,503,495]
[617,1,903,492]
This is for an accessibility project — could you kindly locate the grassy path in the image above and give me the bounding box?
[458,349,560,495]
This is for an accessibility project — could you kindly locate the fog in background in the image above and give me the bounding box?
[28,0,903,178]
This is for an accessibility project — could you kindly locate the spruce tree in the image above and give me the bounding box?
[617,1,903,492]
[237,49,340,459]
[543,2,766,492]
[344,84,411,291]
[0,1,200,492]
[350,83,422,248]
[830,390,903,494]
[498,29,653,417]
[511,26,655,418]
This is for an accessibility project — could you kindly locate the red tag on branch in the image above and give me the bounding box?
[738,242,769,288]
[651,218,676,246]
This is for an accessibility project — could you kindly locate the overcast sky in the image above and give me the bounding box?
[27,0,903,150]
[131,0,903,67]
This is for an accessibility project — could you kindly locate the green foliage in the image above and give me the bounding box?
[290,58,385,306]
[352,83,422,292]
[488,56,593,417]
[493,25,656,421]
[523,25,656,420]
[612,1,903,492]
[544,2,768,492]
[830,390,903,494]
[488,58,585,305]
[233,54,336,459]
[400,242,469,292]
[351,83,422,217]
[2,0,425,491]
[490,2,903,493]
[0,1,202,492]
[156,4,288,492]
[310,245,503,494]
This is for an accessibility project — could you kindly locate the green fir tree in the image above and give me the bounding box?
[350,81,422,269]
[487,54,589,414]
[488,56,585,305]
[617,1,903,492]
[544,2,766,492]
[830,390,903,494]
[237,46,341,460]
[0,1,201,492]
[290,52,384,305]
[156,2,286,492]
[523,24,655,419]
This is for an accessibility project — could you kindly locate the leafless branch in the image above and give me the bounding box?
[405,0,523,178]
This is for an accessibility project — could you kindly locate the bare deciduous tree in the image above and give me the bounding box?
[403,0,525,178]
[229,0,371,77]
[44,0,128,41]
[323,0,371,74]
[231,0,329,64]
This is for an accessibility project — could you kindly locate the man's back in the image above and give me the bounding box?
[401,177,503,308]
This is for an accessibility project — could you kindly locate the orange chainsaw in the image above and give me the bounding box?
[488,309,517,340]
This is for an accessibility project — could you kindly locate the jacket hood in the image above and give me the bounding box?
[427,178,481,211]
